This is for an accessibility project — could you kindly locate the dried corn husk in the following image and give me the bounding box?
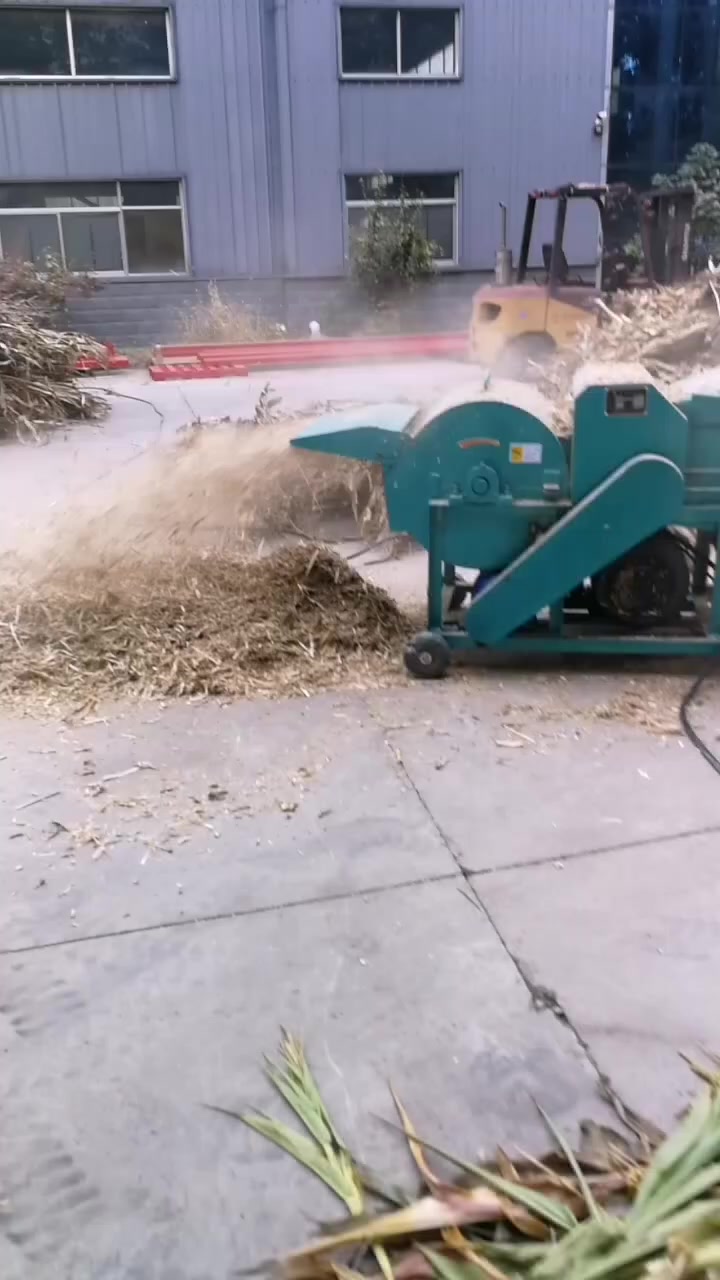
[222,1034,720,1280]
[0,298,107,438]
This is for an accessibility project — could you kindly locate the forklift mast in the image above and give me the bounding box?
[515,183,695,291]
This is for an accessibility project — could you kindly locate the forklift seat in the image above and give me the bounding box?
[542,241,569,283]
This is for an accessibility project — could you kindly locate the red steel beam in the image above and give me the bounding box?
[156,331,468,368]
[149,361,249,381]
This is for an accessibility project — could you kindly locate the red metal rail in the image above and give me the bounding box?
[150,361,248,381]
[75,342,131,373]
[154,331,467,369]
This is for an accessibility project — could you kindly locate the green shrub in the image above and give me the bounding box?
[350,178,437,303]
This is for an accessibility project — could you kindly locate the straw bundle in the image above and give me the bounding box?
[0,298,108,439]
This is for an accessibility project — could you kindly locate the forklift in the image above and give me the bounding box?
[469,183,695,372]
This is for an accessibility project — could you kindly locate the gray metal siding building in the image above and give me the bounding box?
[0,0,612,343]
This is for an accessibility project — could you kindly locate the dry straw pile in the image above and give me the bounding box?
[0,413,400,710]
[0,298,107,440]
[0,544,408,710]
[540,275,720,432]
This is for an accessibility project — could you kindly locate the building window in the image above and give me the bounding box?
[345,173,458,263]
[0,7,173,81]
[339,8,459,79]
[0,181,187,275]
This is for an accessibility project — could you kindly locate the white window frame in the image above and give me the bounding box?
[0,6,175,83]
[0,180,189,277]
[345,174,460,266]
[338,6,461,81]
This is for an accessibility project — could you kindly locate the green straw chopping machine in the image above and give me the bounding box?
[291,366,720,677]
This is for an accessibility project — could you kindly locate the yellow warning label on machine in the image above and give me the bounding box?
[509,443,543,464]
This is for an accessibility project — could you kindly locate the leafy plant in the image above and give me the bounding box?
[652,142,720,267]
[350,176,437,303]
[0,254,95,314]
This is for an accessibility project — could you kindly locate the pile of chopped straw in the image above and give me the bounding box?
[539,275,720,433]
[0,299,108,439]
[214,1033,720,1280]
[0,545,409,709]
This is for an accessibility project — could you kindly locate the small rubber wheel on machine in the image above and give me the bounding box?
[404,632,451,679]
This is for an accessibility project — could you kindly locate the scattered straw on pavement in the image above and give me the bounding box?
[0,545,410,711]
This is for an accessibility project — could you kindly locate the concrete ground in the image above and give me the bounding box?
[2,366,720,1279]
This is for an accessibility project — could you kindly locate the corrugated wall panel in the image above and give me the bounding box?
[0,87,66,175]
[114,87,178,174]
[337,0,609,270]
[168,0,273,275]
[457,0,609,267]
[0,0,610,279]
[245,0,274,277]
[0,0,274,275]
[339,85,465,173]
[57,90,124,175]
[171,0,236,274]
[285,0,345,274]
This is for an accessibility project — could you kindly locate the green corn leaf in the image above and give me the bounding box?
[235,1110,353,1202]
[479,1240,549,1266]
[632,1090,714,1211]
[279,1033,345,1148]
[377,1120,576,1233]
[567,1204,720,1280]
[534,1103,601,1222]
[265,1038,341,1151]
[530,1218,624,1280]
[419,1248,484,1280]
[420,1245,511,1280]
[629,1162,720,1232]
[265,1062,335,1147]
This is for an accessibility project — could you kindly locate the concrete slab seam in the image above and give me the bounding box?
[466,820,720,879]
[0,870,461,957]
[381,739,635,1110]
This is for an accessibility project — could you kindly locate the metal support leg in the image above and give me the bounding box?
[710,528,720,635]
[428,500,447,631]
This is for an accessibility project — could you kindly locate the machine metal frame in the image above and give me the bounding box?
[426,503,720,658]
[291,369,720,676]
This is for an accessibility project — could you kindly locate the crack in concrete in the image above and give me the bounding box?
[383,739,641,1116]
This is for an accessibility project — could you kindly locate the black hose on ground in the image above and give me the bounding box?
[680,668,720,776]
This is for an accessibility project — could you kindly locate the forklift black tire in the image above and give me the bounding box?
[404,632,451,679]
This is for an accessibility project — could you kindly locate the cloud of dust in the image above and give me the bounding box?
[7,419,371,588]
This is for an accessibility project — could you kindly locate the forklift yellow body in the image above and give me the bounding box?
[469,283,594,368]
[469,182,694,372]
